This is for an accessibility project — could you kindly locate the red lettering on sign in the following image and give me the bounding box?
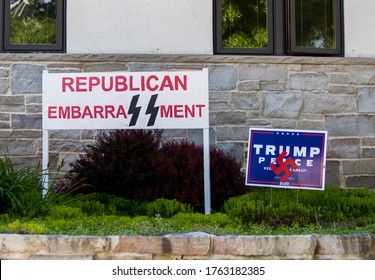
[175,75,187,90]
[146,75,159,91]
[47,105,127,119]
[59,106,70,118]
[106,105,115,118]
[195,104,205,117]
[61,74,188,93]
[62,77,74,92]
[115,76,127,92]
[160,105,173,117]
[48,106,57,118]
[88,77,100,91]
[160,76,174,91]
[160,104,206,118]
[174,105,184,118]
[76,77,87,92]
[94,106,104,118]
[129,76,140,91]
[82,106,94,118]
[185,105,194,118]
[72,106,81,118]
[102,76,113,92]
[116,105,127,118]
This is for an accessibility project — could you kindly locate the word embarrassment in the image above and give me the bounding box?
[246,128,327,190]
[47,100,206,120]
[43,70,209,130]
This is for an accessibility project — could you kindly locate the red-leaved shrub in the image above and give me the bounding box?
[66,130,247,211]
[151,140,247,211]
[68,130,161,198]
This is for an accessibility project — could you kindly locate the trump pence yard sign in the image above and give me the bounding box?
[245,128,328,190]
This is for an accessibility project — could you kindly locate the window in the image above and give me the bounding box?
[1,0,65,52]
[214,0,343,56]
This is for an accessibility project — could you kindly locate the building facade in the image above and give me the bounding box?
[0,0,374,189]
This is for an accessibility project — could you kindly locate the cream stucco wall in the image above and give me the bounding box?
[344,0,375,57]
[66,0,213,54]
[67,0,375,58]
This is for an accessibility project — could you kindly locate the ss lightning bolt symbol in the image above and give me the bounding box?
[128,95,141,126]
[146,94,159,126]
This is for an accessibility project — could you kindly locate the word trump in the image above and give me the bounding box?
[253,144,320,157]
[253,144,321,167]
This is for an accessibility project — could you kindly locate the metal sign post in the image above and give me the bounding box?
[203,127,211,214]
[42,129,49,196]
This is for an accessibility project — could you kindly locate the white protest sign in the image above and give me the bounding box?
[43,69,209,129]
[42,69,211,213]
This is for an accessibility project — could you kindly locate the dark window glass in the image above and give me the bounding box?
[222,0,269,48]
[215,0,274,54]
[289,0,342,55]
[10,0,57,45]
[215,0,343,56]
[1,0,65,52]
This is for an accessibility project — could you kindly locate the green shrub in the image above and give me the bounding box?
[82,193,147,216]
[222,186,375,227]
[1,187,375,235]
[49,205,84,219]
[171,212,236,228]
[79,200,106,216]
[7,220,48,234]
[0,158,46,216]
[0,157,83,218]
[146,198,194,218]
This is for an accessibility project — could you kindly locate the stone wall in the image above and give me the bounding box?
[0,54,374,188]
[1,233,374,260]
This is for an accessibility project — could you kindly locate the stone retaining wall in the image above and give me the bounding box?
[0,233,374,260]
[0,54,375,188]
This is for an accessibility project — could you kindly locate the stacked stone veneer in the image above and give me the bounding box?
[1,233,374,260]
[0,54,374,188]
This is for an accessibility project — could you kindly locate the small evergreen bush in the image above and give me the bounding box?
[7,220,48,234]
[49,205,84,219]
[85,193,147,216]
[146,198,194,218]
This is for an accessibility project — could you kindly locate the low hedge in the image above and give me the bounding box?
[1,186,375,236]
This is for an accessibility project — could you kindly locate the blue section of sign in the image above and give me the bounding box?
[245,128,327,190]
